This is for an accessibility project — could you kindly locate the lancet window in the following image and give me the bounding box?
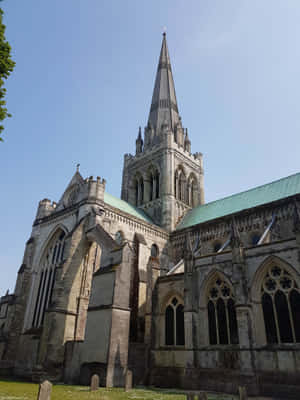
[32,230,66,328]
[207,276,239,345]
[187,174,198,207]
[174,167,187,204]
[165,297,185,346]
[261,265,300,344]
[148,168,160,202]
[134,175,144,206]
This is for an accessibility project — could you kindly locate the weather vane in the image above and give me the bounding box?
[76,163,80,172]
[163,26,167,35]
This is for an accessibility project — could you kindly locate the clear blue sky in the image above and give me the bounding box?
[1,0,300,295]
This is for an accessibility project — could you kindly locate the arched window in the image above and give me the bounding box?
[149,173,153,201]
[151,243,159,257]
[251,233,260,246]
[261,265,300,343]
[155,171,160,199]
[135,180,139,206]
[115,231,124,246]
[179,173,186,202]
[191,180,195,207]
[140,178,144,204]
[207,276,239,345]
[165,297,185,346]
[32,230,66,328]
[213,242,222,253]
[174,171,178,199]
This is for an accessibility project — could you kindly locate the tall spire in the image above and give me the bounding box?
[148,33,180,132]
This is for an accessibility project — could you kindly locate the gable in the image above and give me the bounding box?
[56,171,85,210]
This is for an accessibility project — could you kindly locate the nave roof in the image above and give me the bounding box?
[177,172,300,230]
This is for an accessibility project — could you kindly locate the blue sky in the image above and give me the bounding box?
[1,0,300,295]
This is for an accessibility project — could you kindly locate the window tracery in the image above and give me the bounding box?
[261,265,300,343]
[32,230,66,328]
[207,276,239,345]
[165,297,185,346]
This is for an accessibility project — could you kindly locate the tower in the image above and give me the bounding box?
[121,33,204,231]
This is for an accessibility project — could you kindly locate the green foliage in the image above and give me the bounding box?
[0,380,236,400]
[0,5,15,141]
[0,380,187,400]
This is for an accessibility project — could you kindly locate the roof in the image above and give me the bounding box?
[177,172,300,230]
[104,192,154,224]
[148,33,180,131]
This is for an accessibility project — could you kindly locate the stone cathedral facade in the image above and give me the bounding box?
[1,34,300,398]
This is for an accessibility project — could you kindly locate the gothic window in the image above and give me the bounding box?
[149,173,153,201]
[135,180,139,206]
[165,297,185,346]
[140,178,144,204]
[213,242,222,253]
[207,276,239,345]
[174,171,179,199]
[32,230,66,328]
[251,233,260,246]
[186,174,198,207]
[178,173,186,203]
[155,171,160,199]
[261,265,300,344]
[151,244,159,257]
[134,175,144,206]
[115,231,124,246]
[191,180,196,207]
[148,168,160,202]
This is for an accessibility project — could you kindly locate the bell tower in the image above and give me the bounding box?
[121,33,204,231]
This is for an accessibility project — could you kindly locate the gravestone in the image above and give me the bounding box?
[238,386,247,400]
[186,392,208,400]
[90,374,99,391]
[125,369,133,391]
[37,380,52,400]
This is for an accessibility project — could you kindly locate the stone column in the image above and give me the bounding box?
[184,246,196,369]
[144,257,160,345]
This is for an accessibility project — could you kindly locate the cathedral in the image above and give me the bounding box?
[1,33,300,398]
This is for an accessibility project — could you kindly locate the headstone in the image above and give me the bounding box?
[90,374,99,391]
[238,386,247,400]
[186,394,194,400]
[37,380,52,400]
[125,369,132,391]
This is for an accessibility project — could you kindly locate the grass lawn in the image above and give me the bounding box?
[0,379,237,400]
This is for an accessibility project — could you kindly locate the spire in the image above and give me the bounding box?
[148,33,180,132]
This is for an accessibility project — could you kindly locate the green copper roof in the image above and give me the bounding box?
[177,172,300,230]
[104,192,154,224]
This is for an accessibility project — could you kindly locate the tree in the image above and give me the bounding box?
[0,4,15,141]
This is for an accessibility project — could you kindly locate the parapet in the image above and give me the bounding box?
[86,176,106,201]
[36,198,56,219]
